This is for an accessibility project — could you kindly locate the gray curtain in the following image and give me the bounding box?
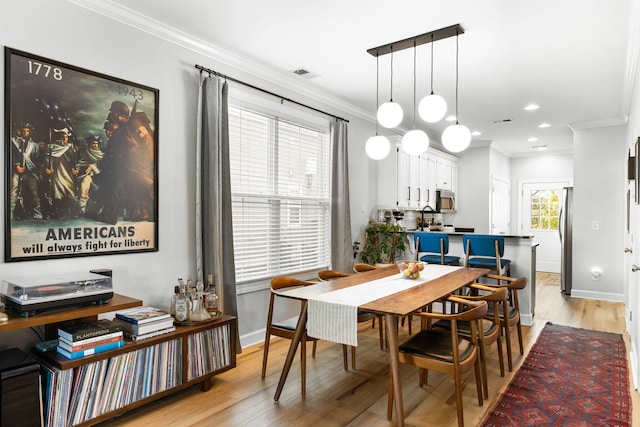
[330,119,353,273]
[197,75,240,352]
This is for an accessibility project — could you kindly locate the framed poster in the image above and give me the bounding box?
[634,137,640,204]
[5,47,159,262]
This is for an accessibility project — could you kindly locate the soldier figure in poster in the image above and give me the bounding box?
[47,127,79,219]
[75,135,104,215]
[10,122,43,220]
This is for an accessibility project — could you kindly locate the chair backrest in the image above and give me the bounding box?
[270,277,316,292]
[463,234,505,257]
[484,274,527,312]
[414,232,449,255]
[317,270,352,281]
[266,277,317,333]
[353,263,377,273]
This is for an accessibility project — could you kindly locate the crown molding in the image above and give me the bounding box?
[65,0,372,123]
[568,116,628,131]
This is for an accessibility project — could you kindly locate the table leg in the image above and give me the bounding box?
[385,313,404,426]
[274,300,308,402]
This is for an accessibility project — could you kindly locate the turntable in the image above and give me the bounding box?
[0,272,113,317]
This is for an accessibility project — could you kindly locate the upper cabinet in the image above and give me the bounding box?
[377,140,457,210]
[436,158,452,190]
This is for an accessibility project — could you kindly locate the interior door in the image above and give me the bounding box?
[628,182,640,391]
[521,180,570,273]
[491,177,510,234]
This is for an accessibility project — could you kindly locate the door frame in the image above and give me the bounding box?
[517,178,573,234]
[517,178,572,273]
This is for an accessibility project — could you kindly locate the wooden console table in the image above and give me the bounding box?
[0,293,237,427]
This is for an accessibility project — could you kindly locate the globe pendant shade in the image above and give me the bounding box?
[365,135,391,160]
[442,124,471,153]
[418,94,447,123]
[377,101,403,128]
[402,129,429,156]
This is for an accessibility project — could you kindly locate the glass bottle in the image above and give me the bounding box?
[205,284,219,316]
[174,285,190,322]
[170,285,180,317]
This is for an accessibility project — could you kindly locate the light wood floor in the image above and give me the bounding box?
[99,273,639,426]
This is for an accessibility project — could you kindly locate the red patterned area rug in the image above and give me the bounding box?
[482,322,631,426]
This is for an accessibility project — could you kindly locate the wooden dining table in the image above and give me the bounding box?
[272,264,490,426]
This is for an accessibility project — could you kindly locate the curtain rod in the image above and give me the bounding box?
[195,64,349,123]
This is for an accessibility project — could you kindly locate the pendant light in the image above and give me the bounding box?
[402,43,429,156]
[418,34,447,123]
[442,32,471,153]
[365,54,390,160]
[376,47,403,128]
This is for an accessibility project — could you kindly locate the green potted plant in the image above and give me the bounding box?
[354,220,408,265]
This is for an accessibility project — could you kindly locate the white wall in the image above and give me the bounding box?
[572,125,626,300]
[0,0,379,350]
[455,145,491,232]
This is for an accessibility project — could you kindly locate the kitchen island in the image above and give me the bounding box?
[407,231,538,326]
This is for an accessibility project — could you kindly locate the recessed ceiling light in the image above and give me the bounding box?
[533,145,547,151]
[524,104,539,111]
[445,115,457,122]
[471,131,481,136]
[528,137,539,142]
[538,122,550,128]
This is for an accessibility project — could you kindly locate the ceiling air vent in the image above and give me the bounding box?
[491,118,513,124]
[290,68,318,78]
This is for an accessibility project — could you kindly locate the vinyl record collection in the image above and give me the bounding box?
[39,322,233,427]
[41,339,181,426]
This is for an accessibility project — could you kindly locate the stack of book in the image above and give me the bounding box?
[57,319,124,360]
[113,306,175,341]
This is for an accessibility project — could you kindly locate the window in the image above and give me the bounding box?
[228,105,330,284]
[529,189,559,231]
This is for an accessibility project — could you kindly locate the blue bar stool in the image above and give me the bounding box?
[462,234,511,276]
[414,232,460,265]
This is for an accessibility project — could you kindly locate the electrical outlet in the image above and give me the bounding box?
[592,221,600,230]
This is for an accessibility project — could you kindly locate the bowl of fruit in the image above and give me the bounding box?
[396,260,424,280]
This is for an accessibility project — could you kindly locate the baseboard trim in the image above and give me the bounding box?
[630,342,639,391]
[568,289,625,302]
[240,328,266,350]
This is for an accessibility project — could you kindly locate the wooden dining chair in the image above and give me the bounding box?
[353,263,377,273]
[261,277,320,396]
[481,274,527,371]
[388,296,488,427]
[316,269,381,369]
[432,283,508,398]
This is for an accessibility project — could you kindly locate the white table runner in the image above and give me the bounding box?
[293,264,460,346]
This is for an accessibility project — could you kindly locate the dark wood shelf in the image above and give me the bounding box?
[1,292,236,426]
[40,314,236,370]
[0,293,142,333]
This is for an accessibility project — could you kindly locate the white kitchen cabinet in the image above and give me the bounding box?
[436,158,452,190]
[417,154,429,208]
[377,141,457,210]
[395,147,422,209]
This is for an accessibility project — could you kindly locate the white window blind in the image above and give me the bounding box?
[229,105,330,283]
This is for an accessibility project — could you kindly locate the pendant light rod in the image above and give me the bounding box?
[367,24,464,57]
[454,32,460,123]
[375,54,380,134]
[429,34,435,95]
[412,42,417,124]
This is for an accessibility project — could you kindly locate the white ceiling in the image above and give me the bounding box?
[88,0,635,157]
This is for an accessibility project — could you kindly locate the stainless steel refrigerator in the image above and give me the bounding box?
[559,186,573,295]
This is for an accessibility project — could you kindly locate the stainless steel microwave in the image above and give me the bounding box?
[436,189,455,212]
